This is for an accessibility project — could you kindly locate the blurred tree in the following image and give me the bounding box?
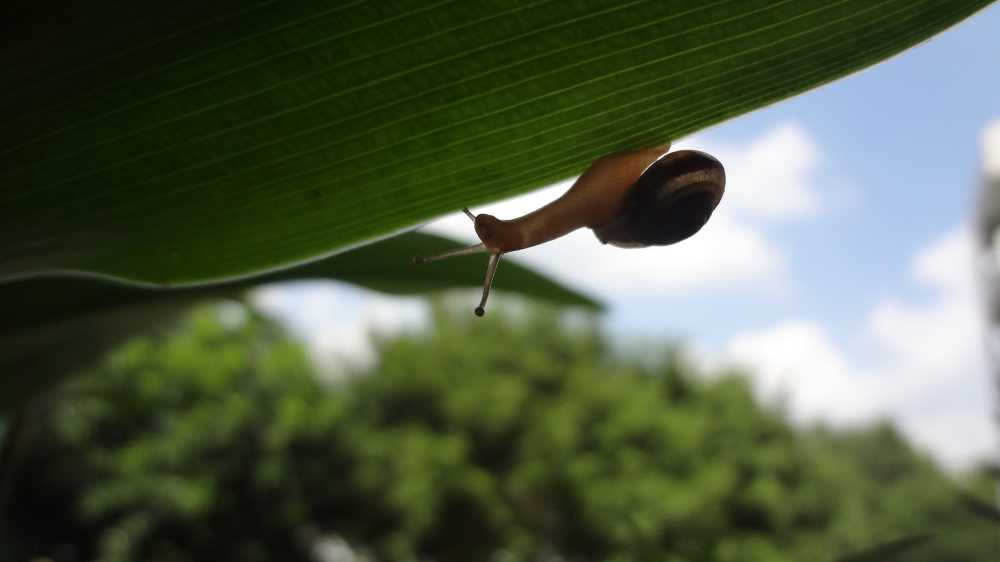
[6,303,999,562]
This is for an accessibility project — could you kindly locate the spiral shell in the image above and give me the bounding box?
[592,149,725,248]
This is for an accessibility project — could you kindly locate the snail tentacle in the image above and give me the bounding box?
[413,242,486,264]
[475,252,501,317]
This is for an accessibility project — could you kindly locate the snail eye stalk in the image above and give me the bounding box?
[412,242,486,264]
[475,252,501,317]
[412,240,501,317]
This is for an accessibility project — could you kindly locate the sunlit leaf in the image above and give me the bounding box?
[1,0,991,283]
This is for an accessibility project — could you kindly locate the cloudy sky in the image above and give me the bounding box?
[257,6,1000,471]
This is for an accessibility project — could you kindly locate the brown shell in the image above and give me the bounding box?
[591,150,725,248]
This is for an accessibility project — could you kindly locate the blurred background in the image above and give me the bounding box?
[4,5,1000,562]
[258,7,1000,470]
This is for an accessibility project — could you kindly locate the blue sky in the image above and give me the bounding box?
[257,5,1000,470]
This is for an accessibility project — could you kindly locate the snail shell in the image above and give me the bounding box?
[592,149,725,248]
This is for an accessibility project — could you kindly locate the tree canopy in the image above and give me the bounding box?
[7,304,999,562]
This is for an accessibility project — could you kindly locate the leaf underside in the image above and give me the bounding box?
[0,231,598,339]
[1,0,993,284]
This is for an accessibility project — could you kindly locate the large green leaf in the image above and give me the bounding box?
[1,0,992,284]
[0,231,598,411]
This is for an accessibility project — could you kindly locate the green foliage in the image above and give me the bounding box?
[832,534,931,562]
[7,305,1000,561]
[1,1,991,283]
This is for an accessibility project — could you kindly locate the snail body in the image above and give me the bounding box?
[415,143,726,316]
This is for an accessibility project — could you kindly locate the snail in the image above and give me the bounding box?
[414,143,725,316]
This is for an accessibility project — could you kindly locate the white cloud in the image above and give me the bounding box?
[724,226,997,470]
[868,228,982,384]
[425,123,825,300]
[676,122,823,220]
[253,283,425,372]
[982,118,1000,178]
[727,320,881,423]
